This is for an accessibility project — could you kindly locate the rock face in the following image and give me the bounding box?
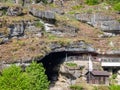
[0,19,44,44]
[7,6,23,16]
[50,62,82,90]
[76,13,120,34]
[8,22,25,37]
[50,41,96,53]
[45,23,79,37]
[30,7,55,20]
[117,70,120,85]
[0,5,8,10]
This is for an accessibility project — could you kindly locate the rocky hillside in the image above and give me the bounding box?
[0,0,120,63]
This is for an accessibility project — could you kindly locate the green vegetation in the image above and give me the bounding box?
[0,62,49,90]
[35,21,44,28]
[93,86,109,90]
[70,85,83,90]
[109,85,120,90]
[0,65,30,90]
[109,74,117,85]
[106,0,120,5]
[112,74,117,79]
[85,0,99,5]
[72,5,83,10]
[65,62,77,67]
[114,2,120,12]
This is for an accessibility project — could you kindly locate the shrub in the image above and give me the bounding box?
[112,74,117,79]
[106,0,120,5]
[35,21,44,28]
[0,65,30,90]
[85,0,99,5]
[114,2,120,12]
[26,62,49,90]
[0,62,49,90]
[109,85,120,90]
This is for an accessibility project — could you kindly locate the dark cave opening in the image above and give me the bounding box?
[38,51,67,82]
[38,51,92,82]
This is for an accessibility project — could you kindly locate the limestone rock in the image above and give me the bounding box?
[76,13,120,34]
[49,25,79,37]
[7,6,23,16]
[30,7,55,20]
[8,21,25,37]
[50,41,96,53]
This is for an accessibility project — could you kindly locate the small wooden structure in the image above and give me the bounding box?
[86,71,109,85]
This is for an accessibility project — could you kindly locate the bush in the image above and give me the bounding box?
[26,62,49,90]
[112,74,117,79]
[85,0,99,5]
[0,65,30,90]
[0,62,49,90]
[114,2,120,12]
[106,0,120,5]
[109,85,120,90]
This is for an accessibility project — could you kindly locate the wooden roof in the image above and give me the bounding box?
[86,71,110,76]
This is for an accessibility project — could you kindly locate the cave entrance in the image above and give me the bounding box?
[38,51,67,82]
[38,51,94,83]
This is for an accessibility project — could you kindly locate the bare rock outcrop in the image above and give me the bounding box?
[7,6,23,16]
[30,7,55,20]
[76,13,120,34]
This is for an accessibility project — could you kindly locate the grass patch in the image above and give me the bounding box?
[93,86,109,90]
[85,0,99,5]
[70,85,83,90]
[34,21,44,28]
[72,5,83,10]
[65,62,77,67]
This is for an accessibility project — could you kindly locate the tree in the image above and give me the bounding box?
[26,62,49,90]
[0,65,30,90]
[114,2,120,12]
[0,62,49,90]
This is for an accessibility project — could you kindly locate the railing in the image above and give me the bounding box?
[101,58,120,62]
[65,56,95,61]
[101,58,120,67]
